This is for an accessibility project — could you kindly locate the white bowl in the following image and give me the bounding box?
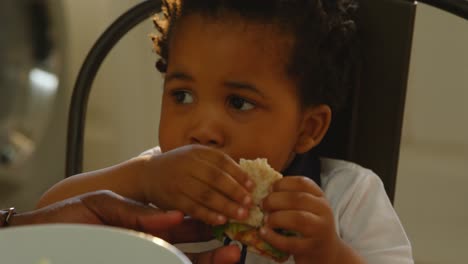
[0,224,191,264]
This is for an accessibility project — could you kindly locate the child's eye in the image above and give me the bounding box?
[171,90,194,104]
[228,96,255,111]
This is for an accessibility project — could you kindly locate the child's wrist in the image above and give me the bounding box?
[134,155,153,204]
[333,237,366,264]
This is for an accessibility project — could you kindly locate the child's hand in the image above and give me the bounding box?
[259,176,342,264]
[140,145,254,225]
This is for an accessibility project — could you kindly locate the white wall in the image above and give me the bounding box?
[60,0,164,171]
[394,3,468,264]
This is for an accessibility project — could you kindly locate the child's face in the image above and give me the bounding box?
[158,14,316,172]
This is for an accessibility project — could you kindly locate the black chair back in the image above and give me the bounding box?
[315,0,416,202]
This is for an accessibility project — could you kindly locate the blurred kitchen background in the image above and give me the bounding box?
[0,0,467,263]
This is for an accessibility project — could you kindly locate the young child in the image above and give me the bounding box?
[38,0,413,263]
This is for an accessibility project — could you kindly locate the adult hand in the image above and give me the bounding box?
[186,245,241,264]
[156,216,241,263]
[8,190,241,264]
[9,190,184,236]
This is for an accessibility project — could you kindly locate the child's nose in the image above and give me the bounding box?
[190,136,219,147]
[188,120,225,148]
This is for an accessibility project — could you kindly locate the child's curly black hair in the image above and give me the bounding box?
[151,0,359,112]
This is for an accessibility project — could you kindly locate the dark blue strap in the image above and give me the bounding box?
[239,244,248,263]
[223,237,247,264]
[282,150,322,188]
[223,236,232,246]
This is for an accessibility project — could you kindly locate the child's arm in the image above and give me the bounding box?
[38,145,255,226]
[37,157,148,208]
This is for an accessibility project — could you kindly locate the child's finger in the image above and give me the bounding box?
[271,176,323,196]
[196,147,255,191]
[195,160,253,208]
[262,191,328,213]
[259,225,308,255]
[182,177,249,221]
[217,158,255,191]
[178,194,227,225]
[264,210,321,237]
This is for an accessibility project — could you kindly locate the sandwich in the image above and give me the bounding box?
[213,158,294,262]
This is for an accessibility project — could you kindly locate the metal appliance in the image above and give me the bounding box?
[0,0,65,209]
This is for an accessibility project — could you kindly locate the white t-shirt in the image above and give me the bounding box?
[140,147,414,263]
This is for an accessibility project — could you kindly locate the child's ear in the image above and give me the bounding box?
[294,104,332,154]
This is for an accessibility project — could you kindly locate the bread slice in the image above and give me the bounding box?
[230,158,282,227]
[216,158,290,262]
